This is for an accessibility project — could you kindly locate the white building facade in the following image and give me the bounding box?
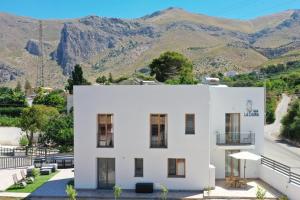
[74,85,264,190]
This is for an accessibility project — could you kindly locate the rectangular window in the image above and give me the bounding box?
[150,114,167,148]
[185,114,195,134]
[134,158,143,177]
[97,114,113,147]
[168,158,185,177]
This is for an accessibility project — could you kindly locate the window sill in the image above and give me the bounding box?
[97,146,114,148]
[150,146,168,149]
[185,132,195,135]
[168,175,185,178]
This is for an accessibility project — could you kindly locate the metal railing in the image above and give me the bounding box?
[150,137,167,148]
[216,132,255,145]
[0,147,59,157]
[34,156,74,169]
[0,156,33,169]
[261,155,300,186]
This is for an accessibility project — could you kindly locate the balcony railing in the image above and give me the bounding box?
[150,136,167,148]
[216,131,255,145]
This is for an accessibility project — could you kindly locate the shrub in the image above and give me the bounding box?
[31,168,40,178]
[256,186,266,200]
[279,195,288,200]
[0,116,21,127]
[113,185,122,200]
[66,185,77,200]
[19,135,29,147]
[160,185,168,200]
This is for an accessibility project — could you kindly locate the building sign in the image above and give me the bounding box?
[244,100,259,117]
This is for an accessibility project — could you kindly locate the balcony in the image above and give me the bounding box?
[216,132,255,146]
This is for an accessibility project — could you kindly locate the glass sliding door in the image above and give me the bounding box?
[97,158,115,189]
[225,150,240,177]
[225,113,240,144]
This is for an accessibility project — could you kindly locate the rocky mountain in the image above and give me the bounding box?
[0,8,300,88]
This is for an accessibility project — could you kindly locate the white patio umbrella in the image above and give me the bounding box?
[229,151,261,179]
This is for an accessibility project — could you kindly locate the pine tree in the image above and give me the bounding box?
[15,81,22,92]
[24,80,32,96]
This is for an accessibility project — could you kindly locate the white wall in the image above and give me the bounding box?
[260,165,300,200]
[0,127,23,146]
[74,85,211,190]
[209,87,264,179]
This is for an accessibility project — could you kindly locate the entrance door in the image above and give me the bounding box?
[225,150,240,177]
[97,158,115,189]
[225,113,240,144]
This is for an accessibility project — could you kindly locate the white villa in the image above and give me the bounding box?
[74,85,264,190]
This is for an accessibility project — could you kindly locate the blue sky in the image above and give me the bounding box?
[1,0,300,20]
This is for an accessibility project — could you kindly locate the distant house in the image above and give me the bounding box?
[74,85,264,190]
[224,70,238,77]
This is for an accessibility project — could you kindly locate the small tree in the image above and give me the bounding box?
[96,75,107,84]
[108,73,113,83]
[24,80,32,96]
[256,186,266,200]
[113,185,122,200]
[160,185,168,200]
[65,64,90,94]
[20,105,59,147]
[15,81,22,92]
[149,51,195,83]
[66,185,77,200]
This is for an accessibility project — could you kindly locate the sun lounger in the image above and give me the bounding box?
[12,173,27,188]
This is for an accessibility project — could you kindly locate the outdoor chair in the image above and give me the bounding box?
[12,173,27,188]
[21,170,34,184]
[239,178,247,189]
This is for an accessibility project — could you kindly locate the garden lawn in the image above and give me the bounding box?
[6,171,58,193]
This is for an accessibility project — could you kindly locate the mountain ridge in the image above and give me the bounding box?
[0,8,300,88]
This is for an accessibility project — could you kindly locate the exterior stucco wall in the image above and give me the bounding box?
[74,85,264,190]
[74,85,211,190]
[209,87,264,179]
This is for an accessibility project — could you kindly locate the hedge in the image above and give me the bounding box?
[0,107,24,117]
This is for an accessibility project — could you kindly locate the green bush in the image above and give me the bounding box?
[0,87,27,107]
[66,185,77,200]
[256,186,266,200]
[0,116,21,127]
[113,185,122,200]
[19,135,29,147]
[160,185,168,200]
[32,168,40,178]
[281,99,300,141]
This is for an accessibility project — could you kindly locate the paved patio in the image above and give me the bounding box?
[0,167,28,191]
[203,179,282,199]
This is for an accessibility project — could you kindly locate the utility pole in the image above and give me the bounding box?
[36,20,45,87]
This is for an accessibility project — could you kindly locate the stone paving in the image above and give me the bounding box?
[204,179,282,199]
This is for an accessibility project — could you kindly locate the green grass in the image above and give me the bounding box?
[6,171,58,193]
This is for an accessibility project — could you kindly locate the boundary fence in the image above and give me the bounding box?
[261,155,300,186]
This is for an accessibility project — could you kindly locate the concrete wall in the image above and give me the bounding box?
[0,127,23,146]
[74,85,211,190]
[260,165,300,200]
[209,87,264,179]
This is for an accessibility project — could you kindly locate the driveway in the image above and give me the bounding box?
[264,94,300,173]
[30,168,74,198]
